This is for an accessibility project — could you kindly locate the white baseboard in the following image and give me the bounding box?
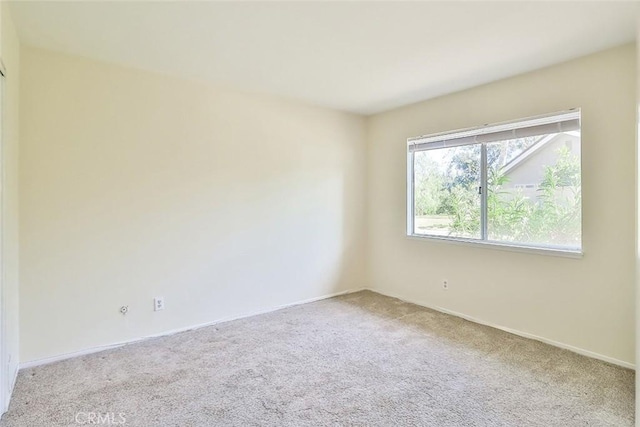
[20,287,366,370]
[20,286,633,371]
[10,366,17,391]
[1,364,17,414]
[366,287,635,370]
[7,365,17,410]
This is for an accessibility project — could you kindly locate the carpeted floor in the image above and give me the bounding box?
[0,291,634,426]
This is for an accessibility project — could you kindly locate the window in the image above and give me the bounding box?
[407,110,582,254]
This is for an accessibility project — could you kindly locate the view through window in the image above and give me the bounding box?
[408,110,581,252]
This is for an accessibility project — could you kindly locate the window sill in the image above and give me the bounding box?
[407,234,583,259]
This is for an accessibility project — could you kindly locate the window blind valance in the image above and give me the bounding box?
[407,110,580,153]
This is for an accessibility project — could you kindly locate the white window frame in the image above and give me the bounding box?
[406,109,583,258]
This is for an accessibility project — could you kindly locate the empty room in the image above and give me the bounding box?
[0,1,637,426]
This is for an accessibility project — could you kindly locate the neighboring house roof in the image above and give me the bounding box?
[501,133,557,175]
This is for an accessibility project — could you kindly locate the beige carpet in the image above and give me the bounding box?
[1,291,634,426]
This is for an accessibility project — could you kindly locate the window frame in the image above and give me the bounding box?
[406,110,583,258]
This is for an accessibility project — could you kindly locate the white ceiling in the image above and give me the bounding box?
[10,1,640,115]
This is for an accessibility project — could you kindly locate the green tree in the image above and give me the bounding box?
[526,145,581,245]
[413,153,444,215]
[441,185,480,236]
[448,143,581,246]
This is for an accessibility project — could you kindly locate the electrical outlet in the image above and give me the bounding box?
[442,280,449,290]
[154,297,165,311]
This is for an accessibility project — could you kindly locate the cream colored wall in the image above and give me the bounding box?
[1,1,20,409]
[635,23,639,421]
[367,44,636,365]
[19,47,366,363]
[17,35,635,369]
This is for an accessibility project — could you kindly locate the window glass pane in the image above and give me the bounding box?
[413,145,481,239]
[486,132,581,248]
